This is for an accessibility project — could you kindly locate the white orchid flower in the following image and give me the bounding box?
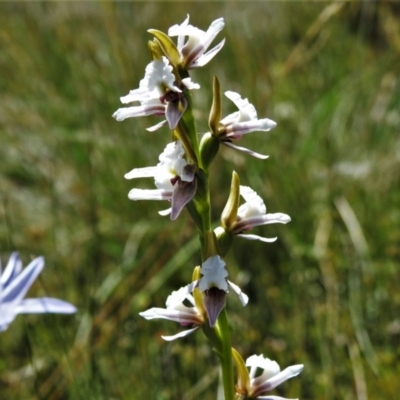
[232,186,290,243]
[139,285,206,341]
[125,141,196,220]
[0,252,76,332]
[245,355,304,399]
[168,15,225,69]
[218,91,277,159]
[168,256,248,328]
[113,56,199,131]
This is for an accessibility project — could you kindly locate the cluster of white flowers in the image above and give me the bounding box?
[112,15,302,400]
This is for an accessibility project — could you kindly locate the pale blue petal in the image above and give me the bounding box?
[0,257,44,304]
[1,252,22,288]
[16,297,77,314]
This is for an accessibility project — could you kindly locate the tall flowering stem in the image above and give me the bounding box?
[114,15,302,400]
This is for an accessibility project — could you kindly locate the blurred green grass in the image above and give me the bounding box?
[1,2,399,399]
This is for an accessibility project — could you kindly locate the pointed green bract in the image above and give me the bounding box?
[192,266,207,318]
[221,171,240,230]
[232,348,251,396]
[209,76,222,135]
[148,39,163,60]
[148,29,181,69]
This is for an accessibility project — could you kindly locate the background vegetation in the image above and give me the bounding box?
[0,2,399,399]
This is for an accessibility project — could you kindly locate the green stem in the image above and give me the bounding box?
[179,69,234,400]
[217,309,235,400]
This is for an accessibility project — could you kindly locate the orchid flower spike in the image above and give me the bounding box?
[113,56,199,131]
[125,140,197,221]
[139,285,206,341]
[0,252,76,332]
[241,354,304,399]
[171,256,248,327]
[232,186,291,243]
[217,91,277,159]
[168,15,225,69]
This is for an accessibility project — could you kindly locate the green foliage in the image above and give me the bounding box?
[1,2,399,399]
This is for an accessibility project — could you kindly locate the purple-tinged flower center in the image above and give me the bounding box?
[160,90,183,104]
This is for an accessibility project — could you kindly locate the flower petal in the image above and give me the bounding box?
[124,166,158,180]
[0,257,44,304]
[222,141,269,159]
[1,252,22,288]
[203,288,226,327]
[201,18,225,51]
[165,97,187,130]
[224,91,258,122]
[181,78,201,90]
[161,326,200,341]
[139,306,201,326]
[236,234,278,243]
[0,305,17,332]
[239,186,267,216]
[246,355,280,380]
[168,17,225,69]
[128,189,171,201]
[192,39,225,68]
[16,298,77,314]
[170,179,197,221]
[112,104,166,121]
[225,118,276,136]
[227,280,249,306]
[158,207,172,216]
[255,365,304,396]
[166,281,198,307]
[146,119,168,132]
[256,396,298,400]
